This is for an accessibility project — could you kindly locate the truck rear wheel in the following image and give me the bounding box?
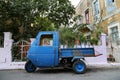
[25,60,36,73]
[72,60,86,74]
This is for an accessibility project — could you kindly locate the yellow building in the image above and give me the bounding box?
[75,0,120,62]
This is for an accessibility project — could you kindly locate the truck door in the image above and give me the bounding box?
[36,33,58,67]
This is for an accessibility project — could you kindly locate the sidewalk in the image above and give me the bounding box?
[0,62,120,70]
[87,62,120,68]
[0,62,25,70]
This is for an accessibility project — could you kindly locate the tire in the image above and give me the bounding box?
[72,60,86,74]
[25,60,36,73]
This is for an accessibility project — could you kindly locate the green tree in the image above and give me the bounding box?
[0,0,75,41]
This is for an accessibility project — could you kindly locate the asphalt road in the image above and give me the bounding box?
[0,68,120,80]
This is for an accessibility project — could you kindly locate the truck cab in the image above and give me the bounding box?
[27,32,59,67]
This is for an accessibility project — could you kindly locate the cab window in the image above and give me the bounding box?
[39,34,53,46]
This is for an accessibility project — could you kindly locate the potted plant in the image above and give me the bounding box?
[108,54,115,62]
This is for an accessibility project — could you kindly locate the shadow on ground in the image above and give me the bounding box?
[35,68,73,74]
[32,67,120,74]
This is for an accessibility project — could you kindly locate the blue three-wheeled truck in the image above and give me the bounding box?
[25,31,97,74]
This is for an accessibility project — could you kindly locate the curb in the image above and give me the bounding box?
[87,63,120,68]
[0,62,120,70]
[0,62,25,70]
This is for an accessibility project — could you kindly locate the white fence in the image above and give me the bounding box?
[0,32,13,63]
[85,33,107,64]
[0,32,25,69]
[0,32,115,69]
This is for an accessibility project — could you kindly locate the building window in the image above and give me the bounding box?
[106,0,116,13]
[93,0,100,22]
[85,9,89,24]
[110,26,119,41]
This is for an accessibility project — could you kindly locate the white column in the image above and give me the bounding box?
[96,33,107,63]
[85,33,108,64]
[101,33,107,47]
[30,38,35,44]
[4,32,13,63]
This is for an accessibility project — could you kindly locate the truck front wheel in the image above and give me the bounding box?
[25,60,36,73]
[72,60,86,74]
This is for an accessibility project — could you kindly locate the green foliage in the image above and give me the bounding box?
[47,0,75,26]
[60,23,102,46]
[72,24,89,44]
[27,17,57,38]
[60,27,75,47]
[89,26,102,45]
[11,45,20,61]
[0,0,75,41]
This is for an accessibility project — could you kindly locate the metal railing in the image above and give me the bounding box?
[12,40,31,62]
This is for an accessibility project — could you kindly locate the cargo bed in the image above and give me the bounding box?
[60,48,96,58]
